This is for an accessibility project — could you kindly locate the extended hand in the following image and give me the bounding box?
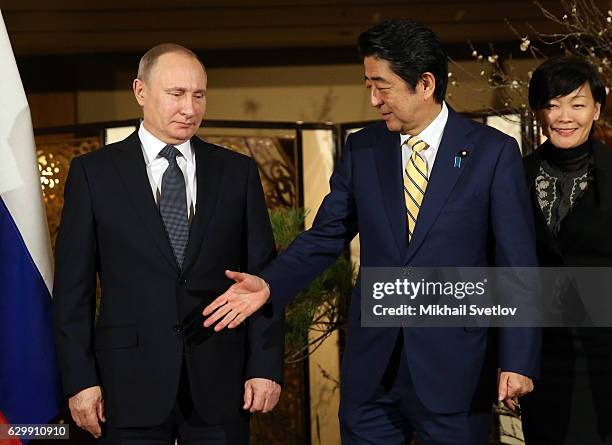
[243,378,281,413]
[497,371,534,414]
[202,270,270,331]
[68,385,105,438]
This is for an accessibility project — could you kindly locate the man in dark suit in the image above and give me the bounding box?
[53,43,284,444]
[204,21,540,444]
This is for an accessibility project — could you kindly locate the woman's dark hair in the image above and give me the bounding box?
[528,56,607,110]
[358,20,448,103]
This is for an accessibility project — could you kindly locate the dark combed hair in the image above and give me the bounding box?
[358,20,448,103]
[528,56,607,110]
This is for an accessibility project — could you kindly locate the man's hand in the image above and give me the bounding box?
[203,270,270,331]
[68,386,105,438]
[497,371,533,414]
[243,378,281,413]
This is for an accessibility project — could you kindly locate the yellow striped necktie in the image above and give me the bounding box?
[403,136,429,241]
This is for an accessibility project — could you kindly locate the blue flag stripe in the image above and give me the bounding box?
[0,196,62,425]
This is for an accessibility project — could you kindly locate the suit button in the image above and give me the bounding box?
[178,278,187,285]
[173,323,184,335]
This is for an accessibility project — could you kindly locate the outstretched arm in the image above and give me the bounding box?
[203,133,360,330]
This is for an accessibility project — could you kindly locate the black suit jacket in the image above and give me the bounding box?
[52,132,284,432]
[524,138,612,267]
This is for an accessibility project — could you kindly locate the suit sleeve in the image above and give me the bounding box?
[490,137,542,379]
[260,134,359,307]
[243,158,285,383]
[52,156,100,397]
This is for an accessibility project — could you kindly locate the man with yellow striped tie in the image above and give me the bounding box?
[205,19,541,445]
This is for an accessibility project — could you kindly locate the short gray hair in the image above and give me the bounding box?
[137,43,205,81]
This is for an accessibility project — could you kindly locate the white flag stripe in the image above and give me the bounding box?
[0,10,53,293]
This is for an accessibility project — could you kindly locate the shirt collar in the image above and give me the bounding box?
[400,101,449,149]
[138,122,194,166]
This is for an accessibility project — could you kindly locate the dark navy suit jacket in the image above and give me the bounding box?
[261,109,541,414]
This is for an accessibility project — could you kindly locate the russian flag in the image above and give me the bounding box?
[0,9,62,442]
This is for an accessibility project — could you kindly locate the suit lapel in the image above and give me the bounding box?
[112,131,178,271]
[373,126,406,257]
[405,110,473,262]
[181,137,223,275]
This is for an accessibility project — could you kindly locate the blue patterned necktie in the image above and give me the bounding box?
[158,144,189,269]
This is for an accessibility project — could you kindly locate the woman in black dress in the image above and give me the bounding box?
[521,56,611,444]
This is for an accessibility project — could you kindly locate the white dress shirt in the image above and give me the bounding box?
[138,123,197,217]
[400,101,449,177]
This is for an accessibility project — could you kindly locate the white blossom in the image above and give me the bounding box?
[520,39,531,51]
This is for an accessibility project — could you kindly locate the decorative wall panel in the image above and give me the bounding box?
[36,135,102,249]
[206,135,298,209]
